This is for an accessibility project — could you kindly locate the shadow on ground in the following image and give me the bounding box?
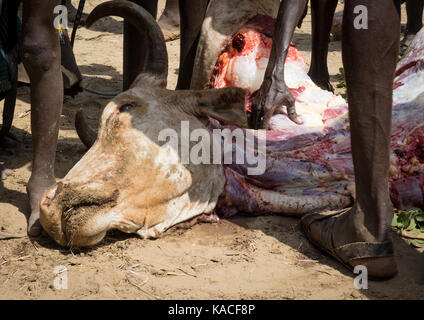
[230,214,424,300]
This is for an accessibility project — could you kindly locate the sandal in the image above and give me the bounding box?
[301,208,398,280]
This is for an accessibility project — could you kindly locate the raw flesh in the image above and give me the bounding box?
[213,16,424,217]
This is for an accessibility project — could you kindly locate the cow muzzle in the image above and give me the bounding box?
[40,181,120,247]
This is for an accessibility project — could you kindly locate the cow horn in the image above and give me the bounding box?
[76,0,168,149]
[75,109,97,149]
[85,0,168,77]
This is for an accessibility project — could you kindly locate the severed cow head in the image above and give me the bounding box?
[39,0,247,247]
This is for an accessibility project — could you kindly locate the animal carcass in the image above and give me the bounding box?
[191,0,424,217]
[39,1,247,247]
[40,0,424,248]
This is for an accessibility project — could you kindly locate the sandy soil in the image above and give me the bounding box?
[0,1,423,300]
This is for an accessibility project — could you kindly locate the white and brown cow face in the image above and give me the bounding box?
[40,74,246,247]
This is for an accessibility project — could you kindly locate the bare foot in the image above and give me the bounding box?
[26,175,56,236]
[1,167,13,180]
[400,34,416,55]
[326,204,393,248]
[307,72,334,93]
[301,205,398,279]
[158,11,180,41]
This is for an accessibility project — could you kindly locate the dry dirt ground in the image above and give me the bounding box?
[0,1,423,300]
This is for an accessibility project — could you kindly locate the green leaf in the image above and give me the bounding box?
[410,239,424,248]
[391,215,399,227]
[336,81,346,89]
[407,218,417,232]
[397,211,413,229]
[415,214,424,222]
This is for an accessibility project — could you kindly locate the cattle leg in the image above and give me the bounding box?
[176,0,209,89]
[124,0,158,90]
[308,0,338,92]
[20,0,63,236]
[157,0,180,41]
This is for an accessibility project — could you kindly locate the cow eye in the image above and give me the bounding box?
[119,104,135,112]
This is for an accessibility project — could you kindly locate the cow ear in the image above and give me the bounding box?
[130,73,167,89]
[194,87,248,126]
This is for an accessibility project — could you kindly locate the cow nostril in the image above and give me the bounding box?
[41,182,63,206]
[119,104,135,112]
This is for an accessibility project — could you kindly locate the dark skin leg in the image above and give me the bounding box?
[20,0,63,235]
[124,0,158,90]
[401,0,424,50]
[250,0,307,129]
[157,0,180,41]
[405,0,424,35]
[124,0,207,90]
[306,0,400,276]
[176,0,209,90]
[308,0,338,92]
